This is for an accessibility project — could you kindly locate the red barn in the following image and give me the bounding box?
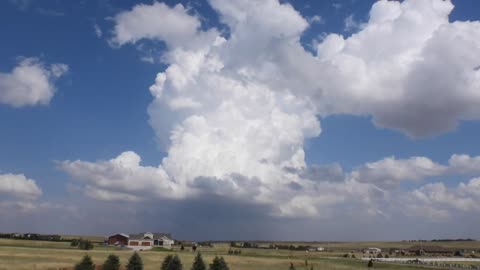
[107,233,129,246]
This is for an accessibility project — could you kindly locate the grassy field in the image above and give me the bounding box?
[0,239,478,270]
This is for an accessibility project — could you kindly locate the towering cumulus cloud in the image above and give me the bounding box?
[62,0,480,220]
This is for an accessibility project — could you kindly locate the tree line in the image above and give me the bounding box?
[73,252,229,270]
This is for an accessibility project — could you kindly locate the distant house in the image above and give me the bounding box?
[107,232,174,250]
[406,245,452,255]
[364,248,382,254]
[307,247,325,252]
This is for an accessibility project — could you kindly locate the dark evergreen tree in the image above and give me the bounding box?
[367,259,373,268]
[102,254,120,270]
[288,262,296,270]
[74,254,95,270]
[191,253,206,270]
[167,255,183,270]
[126,252,143,270]
[161,255,174,270]
[181,245,185,251]
[209,256,229,270]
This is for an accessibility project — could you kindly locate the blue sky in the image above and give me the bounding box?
[1,0,480,240]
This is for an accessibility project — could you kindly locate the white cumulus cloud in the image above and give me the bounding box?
[69,0,480,221]
[0,173,42,199]
[0,57,68,107]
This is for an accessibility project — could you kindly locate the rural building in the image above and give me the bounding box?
[107,232,174,250]
[307,247,325,252]
[406,245,452,255]
[364,247,382,254]
[107,233,129,246]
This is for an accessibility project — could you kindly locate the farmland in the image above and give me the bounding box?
[0,238,479,270]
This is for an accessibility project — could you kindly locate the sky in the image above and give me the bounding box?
[1,0,480,241]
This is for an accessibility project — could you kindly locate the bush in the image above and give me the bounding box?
[181,245,185,251]
[191,253,206,270]
[288,263,296,270]
[102,254,120,270]
[75,255,95,270]
[71,239,79,247]
[377,253,383,258]
[343,254,349,258]
[126,252,143,270]
[367,260,373,268]
[209,256,229,270]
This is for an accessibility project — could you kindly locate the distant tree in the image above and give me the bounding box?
[384,254,389,258]
[181,245,185,251]
[352,254,356,259]
[102,254,120,270]
[161,255,174,270]
[74,255,95,270]
[288,262,296,270]
[71,239,79,247]
[377,253,383,258]
[209,256,229,270]
[367,260,373,268]
[126,252,143,270]
[191,253,206,270]
[343,253,349,258]
[192,245,197,252]
[78,240,94,250]
[229,242,236,247]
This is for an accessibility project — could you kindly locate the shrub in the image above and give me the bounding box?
[71,239,79,247]
[191,253,206,270]
[367,260,373,268]
[288,263,296,270]
[102,254,120,270]
[343,253,349,258]
[209,256,229,270]
[181,245,185,251]
[377,253,383,258]
[126,252,143,270]
[75,255,95,270]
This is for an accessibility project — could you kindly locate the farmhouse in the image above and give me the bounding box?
[107,232,174,250]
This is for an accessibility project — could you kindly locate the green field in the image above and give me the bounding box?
[0,238,478,270]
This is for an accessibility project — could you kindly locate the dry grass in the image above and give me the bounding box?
[0,239,478,270]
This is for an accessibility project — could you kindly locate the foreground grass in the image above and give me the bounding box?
[0,239,478,270]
